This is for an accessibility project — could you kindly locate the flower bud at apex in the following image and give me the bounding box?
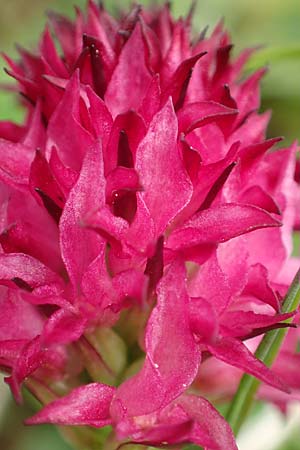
[0,1,299,449]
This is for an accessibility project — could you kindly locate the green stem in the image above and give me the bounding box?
[226,269,300,435]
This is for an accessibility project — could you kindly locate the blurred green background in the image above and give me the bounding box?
[0,1,299,449]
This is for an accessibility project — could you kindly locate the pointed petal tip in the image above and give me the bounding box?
[25,383,115,427]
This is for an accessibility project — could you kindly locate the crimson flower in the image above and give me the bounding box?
[0,2,299,449]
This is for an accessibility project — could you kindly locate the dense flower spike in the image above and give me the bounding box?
[0,1,299,449]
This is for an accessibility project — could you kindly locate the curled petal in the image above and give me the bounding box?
[42,309,87,345]
[178,395,238,450]
[0,253,62,290]
[26,383,115,427]
[207,337,289,392]
[168,203,281,251]
[178,101,238,135]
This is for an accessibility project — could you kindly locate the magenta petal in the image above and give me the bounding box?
[188,254,231,315]
[242,263,280,311]
[86,7,116,75]
[189,297,219,343]
[136,98,193,234]
[243,146,297,279]
[207,337,289,392]
[105,167,140,204]
[0,289,43,340]
[145,261,200,393]
[47,71,94,170]
[81,35,114,97]
[231,110,271,147]
[22,291,70,310]
[80,242,120,322]
[30,149,65,208]
[105,23,152,117]
[85,86,113,149]
[124,193,155,254]
[0,253,62,290]
[26,383,115,427]
[138,74,161,126]
[6,336,45,402]
[39,27,69,78]
[122,394,237,450]
[22,101,46,149]
[83,204,128,247]
[144,235,164,294]
[112,269,147,306]
[178,142,240,224]
[234,68,266,122]
[0,339,28,369]
[0,121,25,143]
[59,140,105,290]
[80,241,145,322]
[178,101,238,135]
[239,137,283,180]
[220,310,295,338]
[29,149,65,223]
[169,242,216,266]
[180,136,202,184]
[125,404,216,449]
[239,185,281,215]
[216,237,249,298]
[168,203,281,251]
[111,261,200,417]
[178,395,238,450]
[42,309,87,345]
[105,110,146,174]
[140,16,162,72]
[49,147,78,196]
[0,139,33,189]
[162,53,207,108]
[47,11,82,67]
[3,191,63,274]
[5,69,38,105]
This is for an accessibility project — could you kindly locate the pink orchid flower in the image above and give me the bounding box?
[0,2,299,448]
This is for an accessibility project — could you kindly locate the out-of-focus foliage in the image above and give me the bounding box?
[0,1,299,450]
[0,397,72,450]
[276,429,300,450]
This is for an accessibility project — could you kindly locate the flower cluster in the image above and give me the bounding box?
[0,2,299,449]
